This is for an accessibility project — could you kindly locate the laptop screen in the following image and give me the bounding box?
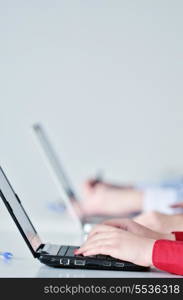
[0,167,42,255]
[32,124,77,201]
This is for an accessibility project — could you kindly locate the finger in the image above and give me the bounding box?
[82,180,95,195]
[83,179,101,190]
[78,240,114,255]
[86,231,119,243]
[170,203,183,208]
[88,224,118,239]
[76,238,113,254]
[83,246,113,257]
[103,218,130,230]
[133,215,141,222]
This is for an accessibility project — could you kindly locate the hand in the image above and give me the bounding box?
[80,179,143,216]
[171,202,183,208]
[75,219,174,267]
[83,179,134,191]
[134,211,183,233]
[90,218,174,240]
[75,224,155,267]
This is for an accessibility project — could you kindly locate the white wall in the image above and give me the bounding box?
[0,0,183,216]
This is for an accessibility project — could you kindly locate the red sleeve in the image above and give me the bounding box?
[152,239,183,275]
[172,231,183,241]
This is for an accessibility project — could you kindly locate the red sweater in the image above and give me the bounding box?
[152,232,183,275]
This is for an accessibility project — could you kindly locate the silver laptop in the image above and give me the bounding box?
[31,123,117,233]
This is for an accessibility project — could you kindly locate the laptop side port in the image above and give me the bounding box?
[115,262,124,268]
[103,261,112,267]
[74,260,86,266]
[60,258,70,265]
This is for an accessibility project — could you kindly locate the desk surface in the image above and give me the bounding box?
[0,213,182,278]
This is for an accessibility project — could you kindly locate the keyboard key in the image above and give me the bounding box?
[44,244,61,255]
[75,254,84,258]
[57,246,69,256]
[65,246,78,257]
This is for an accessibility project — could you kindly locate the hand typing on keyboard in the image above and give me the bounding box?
[74,218,174,267]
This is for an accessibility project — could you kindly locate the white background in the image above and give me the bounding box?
[0,0,183,224]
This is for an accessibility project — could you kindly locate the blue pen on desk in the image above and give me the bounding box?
[0,251,13,260]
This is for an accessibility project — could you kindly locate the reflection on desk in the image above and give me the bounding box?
[37,265,182,278]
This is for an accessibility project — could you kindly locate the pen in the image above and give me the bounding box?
[0,251,13,259]
[92,171,103,186]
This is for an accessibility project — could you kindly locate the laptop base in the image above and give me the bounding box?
[38,244,149,272]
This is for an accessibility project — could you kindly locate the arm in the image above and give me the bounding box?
[76,220,183,275]
[173,231,183,241]
[134,212,183,233]
[153,236,183,275]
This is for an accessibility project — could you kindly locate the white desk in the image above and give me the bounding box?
[0,212,182,278]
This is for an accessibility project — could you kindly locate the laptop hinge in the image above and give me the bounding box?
[36,243,46,256]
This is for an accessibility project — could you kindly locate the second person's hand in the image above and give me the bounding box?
[89,218,175,241]
[80,179,143,216]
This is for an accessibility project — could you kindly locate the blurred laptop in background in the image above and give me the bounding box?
[31,123,122,234]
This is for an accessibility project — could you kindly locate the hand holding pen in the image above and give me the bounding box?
[89,171,103,187]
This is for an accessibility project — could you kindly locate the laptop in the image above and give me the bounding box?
[0,166,148,271]
[31,123,125,233]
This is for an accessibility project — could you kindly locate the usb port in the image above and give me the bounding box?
[115,262,124,268]
[103,261,112,267]
[60,258,70,265]
[74,260,86,266]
